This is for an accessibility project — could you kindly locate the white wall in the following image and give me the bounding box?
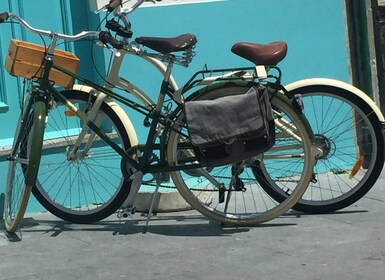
[89,0,225,11]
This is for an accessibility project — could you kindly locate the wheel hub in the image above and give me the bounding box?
[66,146,89,162]
[313,134,335,160]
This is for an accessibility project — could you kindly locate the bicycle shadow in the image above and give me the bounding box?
[1,211,301,241]
[1,208,370,242]
[285,208,369,217]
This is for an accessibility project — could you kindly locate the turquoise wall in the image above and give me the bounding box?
[0,0,349,213]
[131,0,349,84]
[96,0,349,142]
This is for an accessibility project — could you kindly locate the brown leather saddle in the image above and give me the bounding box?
[231,41,288,65]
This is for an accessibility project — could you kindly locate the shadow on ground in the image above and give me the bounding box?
[1,210,305,242]
[1,208,369,243]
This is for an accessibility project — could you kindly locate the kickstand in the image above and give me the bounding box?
[143,173,162,233]
[223,163,244,215]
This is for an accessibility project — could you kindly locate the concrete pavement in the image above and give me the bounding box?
[1,168,385,280]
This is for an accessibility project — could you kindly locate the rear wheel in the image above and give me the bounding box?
[259,85,385,213]
[167,85,314,226]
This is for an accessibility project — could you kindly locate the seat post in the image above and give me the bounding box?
[154,58,174,113]
[140,57,175,167]
[163,58,174,83]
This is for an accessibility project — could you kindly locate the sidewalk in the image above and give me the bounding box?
[1,168,385,280]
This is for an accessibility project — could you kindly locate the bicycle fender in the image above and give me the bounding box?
[284,78,385,122]
[72,84,139,146]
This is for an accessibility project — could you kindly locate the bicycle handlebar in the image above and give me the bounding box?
[0,12,127,52]
[0,0,163,50]
[0,13,99,42]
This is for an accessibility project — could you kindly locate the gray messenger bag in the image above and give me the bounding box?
[184,85,275,167]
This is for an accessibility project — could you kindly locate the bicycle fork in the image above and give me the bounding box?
[65,92,108,161]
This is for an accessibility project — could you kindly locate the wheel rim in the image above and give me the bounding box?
[32,92,131,221]
[260,89,383,210]
[167,86,314,225]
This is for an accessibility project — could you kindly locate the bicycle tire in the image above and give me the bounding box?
[4,100,46,233]
[258,84,385,213]
[166,84,314,226]
[31,90,132,223]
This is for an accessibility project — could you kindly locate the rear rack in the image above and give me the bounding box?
[180,65,282,94]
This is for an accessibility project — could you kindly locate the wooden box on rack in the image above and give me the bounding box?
[4,39,80,89]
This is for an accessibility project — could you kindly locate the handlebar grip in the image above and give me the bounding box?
[99,31,124,49]
[0,12,9,23]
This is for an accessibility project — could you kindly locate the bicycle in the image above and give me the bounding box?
[56,0,385,215]
[0,0,315,233]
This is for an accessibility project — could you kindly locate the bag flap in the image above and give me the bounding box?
[185,86,266,146]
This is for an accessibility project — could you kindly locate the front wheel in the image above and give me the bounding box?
[4,101,46,233]
[166,85,315,226]
[31,91,132,223]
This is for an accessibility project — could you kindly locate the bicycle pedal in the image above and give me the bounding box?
[161,172,170,182]
[117,207,136,219]
[234,178,246,192]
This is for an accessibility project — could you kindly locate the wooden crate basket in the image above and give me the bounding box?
[4,39,80,89]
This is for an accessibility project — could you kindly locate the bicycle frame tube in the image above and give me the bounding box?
[48,65,201,173]
[51,46,182,164]
[71,48,180,159]
[47,84,143,169]
[68,45,188,172]
[47,91,201,173]
[51,52,308,172]
[104,48,180,107]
